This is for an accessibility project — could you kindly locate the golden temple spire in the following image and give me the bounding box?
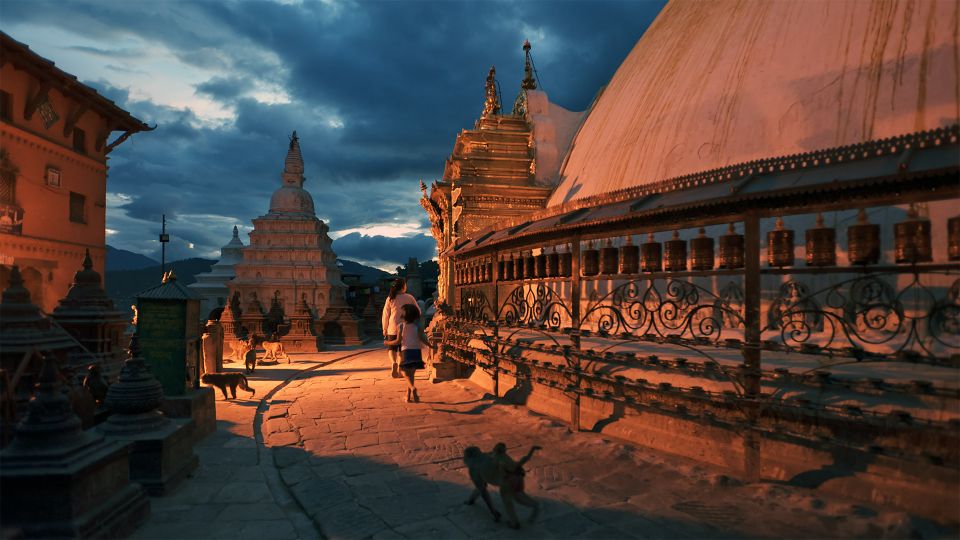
[521,40,537,90]
[482,65,501,118]
[282,130,305,188]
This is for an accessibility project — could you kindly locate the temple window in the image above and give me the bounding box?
[72,128,86,154]
[0,91,12,121]
[45,167,60,187]
[69,191,85,223]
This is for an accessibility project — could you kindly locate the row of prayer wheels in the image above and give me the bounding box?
[455,207,958,284]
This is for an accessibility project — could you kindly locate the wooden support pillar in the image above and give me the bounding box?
[569,235,582,431]
[742,214,762,398]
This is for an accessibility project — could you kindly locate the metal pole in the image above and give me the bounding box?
[742,214,762,397]
[159,214,168,277]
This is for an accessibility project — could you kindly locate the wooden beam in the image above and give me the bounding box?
[22,80,51,121]
[62,105,88,138]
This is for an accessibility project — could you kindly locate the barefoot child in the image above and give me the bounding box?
[384,303,432,402]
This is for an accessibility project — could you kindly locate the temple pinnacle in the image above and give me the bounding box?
[521,40,536,90]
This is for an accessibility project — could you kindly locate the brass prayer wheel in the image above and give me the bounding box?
[641,232,662,272]
[535,251,547,278]
[504,255,515,280]
[485,260,493,282]
[546,247,560,277]
[949,216,960,261]
[805,213,836,267]
[689,227,715,271]
[582,241,600,276]
[664,230,687,272]
[601,239,619,275]
[497,257,506,281]
[620,236,639,274]
[559,246,573,277]
[767,217,794,267]
[524,251,536,279]
[895,204,932,263]
[514,253,525,280]
[848,208,879,265]
[718,223,744,269]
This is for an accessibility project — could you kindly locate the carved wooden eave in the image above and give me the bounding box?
[1,31,154,150]
[447,125,960,258]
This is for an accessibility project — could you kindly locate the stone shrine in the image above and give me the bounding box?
[228,131,357,352]
[0,353,150,537]
[188,225,245,319]
[51,250,129,382]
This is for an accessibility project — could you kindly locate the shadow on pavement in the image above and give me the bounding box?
[269,444,737,540]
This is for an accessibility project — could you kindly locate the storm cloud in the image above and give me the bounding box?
[4,0,665,269]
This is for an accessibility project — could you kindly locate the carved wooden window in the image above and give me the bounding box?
[69,191,85,223]
[37,97,59,129]
[72,128,86,154]
[0,169,14,205]
[0,91,11,122]
[45,167,60,187]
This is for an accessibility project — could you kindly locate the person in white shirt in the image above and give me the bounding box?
[383,303,432,402]
[381,279,419,378]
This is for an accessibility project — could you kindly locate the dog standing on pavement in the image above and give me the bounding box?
[463,443,541,528]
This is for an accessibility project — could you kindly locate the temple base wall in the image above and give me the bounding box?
[161,387,216,445]
[460,353,960,524]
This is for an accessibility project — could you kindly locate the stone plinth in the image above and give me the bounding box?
[160,387,216,445]
[100,334,199,495]
[1,354,150,538]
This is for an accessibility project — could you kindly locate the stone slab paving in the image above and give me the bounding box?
[263,350,953,540]
[132,350,368,540]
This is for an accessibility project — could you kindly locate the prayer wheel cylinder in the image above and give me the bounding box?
[524,252,536,279]
[848,209,880,265]
[620,237,639,274]
[767,217,794,267]
[504,256,515,281]
[582,242,600,276]
[559,250,573,277]
[664,231,687,272]
[534,252,546,278]
[718,223,744,269]
[546,249,560,277]
[895,205,932,263]
[949,216,960,261]
[689,228,715,271]
[486,261,493,282]
[805,213,836,267]
[497,258,506,281]
[641,233,662,272]
[601,240,619,275]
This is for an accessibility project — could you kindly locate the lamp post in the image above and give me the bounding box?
[159,214,169,276]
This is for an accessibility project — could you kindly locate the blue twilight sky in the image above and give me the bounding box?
[2,0,664,270]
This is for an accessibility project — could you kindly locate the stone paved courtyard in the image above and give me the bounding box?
[132,346,949,540]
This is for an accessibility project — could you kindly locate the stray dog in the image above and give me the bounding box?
[463,443,541,528]
[201,372,255,399]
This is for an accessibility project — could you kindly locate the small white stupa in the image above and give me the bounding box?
[189,225,245,319]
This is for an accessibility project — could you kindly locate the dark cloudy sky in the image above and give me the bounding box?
[4,0,664,270]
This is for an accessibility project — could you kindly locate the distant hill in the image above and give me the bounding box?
[337,259,391,283]
[104,258,215,315]
[105,245,158,271]
[104,256,390,316]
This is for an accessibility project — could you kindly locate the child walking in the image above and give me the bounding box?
[384,303,432,402]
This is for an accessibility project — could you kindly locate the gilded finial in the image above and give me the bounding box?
[521,40,536,91]
[482,65,500,118]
